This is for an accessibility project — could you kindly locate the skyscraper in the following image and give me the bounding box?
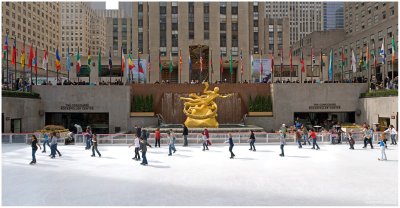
[323,2,344,31]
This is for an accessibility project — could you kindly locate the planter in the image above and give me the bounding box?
[130,112,155,117]
[248,112,273,117]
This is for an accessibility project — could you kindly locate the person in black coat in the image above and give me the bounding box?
[182,124,189,147]
[225,133,235,159]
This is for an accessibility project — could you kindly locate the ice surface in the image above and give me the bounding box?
[2,143,398,206]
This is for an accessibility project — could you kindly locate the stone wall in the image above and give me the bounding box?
[358,96,398,129]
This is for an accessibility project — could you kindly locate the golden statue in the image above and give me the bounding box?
[180,82,233,128]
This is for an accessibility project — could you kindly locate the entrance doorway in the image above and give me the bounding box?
[45,113,109,134]
[294,112,355,130]
[11,119,21,133]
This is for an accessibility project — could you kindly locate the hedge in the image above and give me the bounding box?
[133,95,154,112]
[248,95,273,112]
[360,89,398,98]
[2,90,40,99]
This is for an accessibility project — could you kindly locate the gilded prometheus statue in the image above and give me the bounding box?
[180,82,233,128]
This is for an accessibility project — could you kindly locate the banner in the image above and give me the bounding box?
[132,59,148,83]
[251,59,272,81]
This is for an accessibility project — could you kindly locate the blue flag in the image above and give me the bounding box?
[66,47,71,72]
[328,49,333,81]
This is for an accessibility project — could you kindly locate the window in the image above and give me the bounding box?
[232,23,238,31]
[220,33,226,47]
[387,27,392,37]
[378,30,383,40]
[254,32,258,45]
[382,11,386,19]
[220,23,226,31]
[269,25,274,32]
[220,2,226,14]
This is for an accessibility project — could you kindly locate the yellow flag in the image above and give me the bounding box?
[20,51,25,67]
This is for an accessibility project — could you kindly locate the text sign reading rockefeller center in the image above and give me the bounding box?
[60,104,94,110]
[309,103,341,110]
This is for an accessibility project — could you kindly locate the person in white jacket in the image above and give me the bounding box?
[384,125,397,145]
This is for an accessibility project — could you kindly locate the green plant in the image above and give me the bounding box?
[248,95,273,112]
[2,90,40,99]
[249,96,254,112]
[360,89,398,98]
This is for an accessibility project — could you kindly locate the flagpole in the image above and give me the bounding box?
[120,46,123,81]
[210,49,213,84]
[5,31,9,89]
[109,47,111,84]
[290,47,292,83]
[35,47,37,85]
[230,48,233,83]
[311,47,314,84]
[199,45,202,83]
[179,49,182,84]
[22,37,26,91]
[67,46,70,82]
[149,50,151,84]
[56,46,59,83]
[13,37,17,90]
[30,45,33,91]
[138,50,140,84]
[341,47,343,83]
[46,46,48,84]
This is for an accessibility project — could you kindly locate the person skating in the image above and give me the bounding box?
[140,137,151,165]
[91,134,101,157]
[348,132,355,150]
[84,126,92,150]
[129,135,141,160]
[30,135,41,164]
[202,132,209,151]
[41,132,50,153]
[167,132,177,156]
[182,124,189,147]
[384,125,397,145]
[309,128,320,150]
[249,130,256,151]
[362,125,374,149]
[154,128,161,148]
[279,130,286,156]
[204,128,212,146]
[225,133,235,159]
[378,134,387,161]
[302,125,311,145]
[295,129,303,148]
[50,132,62,158]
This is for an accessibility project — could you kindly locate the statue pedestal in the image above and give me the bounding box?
[184,117,219,128]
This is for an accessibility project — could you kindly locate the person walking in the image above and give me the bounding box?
[140,137,151,166]
[182,124,189,147]
[279,130,286,156]
[348,132,355,150]
[129,135,141,160]
[168,132,177,156]
[378,134,387,161]
[50,132,62,158]
[309,128,320,150]
[30,135,41,164]
[302,125,311,145]
[362,125,374,149]
[202,132,209,151]
[384,125,397,145]
[84,126,92,150]
[295,129,303,148]
[91,134,101,157]
[154,128,161,148]
[225,133,235,159]
[41,132,50,153]
[249,130,256,151]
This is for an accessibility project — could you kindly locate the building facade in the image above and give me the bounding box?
[323,2,344,30]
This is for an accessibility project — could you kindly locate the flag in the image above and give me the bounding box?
[188,52,192,75]
[329,49,333,81]
[229,50,233,75]
[2,34,8,61]
[372,42,377,68]
[200,53,203,72]
[210,49,214,74]
[300,50,305,72]
[380,38,386,64]
[169,52,173,73]
[97,48,101,75]
[33,47,37,73]
[76,49,81,73]
[320,49,323,72]
[260,50,263,78]
[250,54,253,74]
[240,50,243,75]
[11,38,16,65]
[351,49,357,73]
[365,44,369,69]
[312,48,316,69]
[67,47,71,72]
[55,48,61,70]
[108,50,112,71]
[289,47,293,72]
[270,53,274,73]
[179,50,183,71]
[128,53,134,70]
[159,54,162,73]
[280,48,283,74]
[220,52,224,74]
[148,53,151,73]
[20,44,25,67]
[28,44,33,68]
[88,48,91,65]
[121,51,125,74]
[42,49,48,70]
[359,49,364,69]
[340,47,345,70]
[392,34,396,63]
[138,52,144,73]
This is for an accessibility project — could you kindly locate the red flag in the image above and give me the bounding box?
[300,50,305,72]
[179,50,183,69]
[138,52,144,73]
[28,44,33,68]
[11,38,16,65]
[270,53,274,73]
[34,47,38,73]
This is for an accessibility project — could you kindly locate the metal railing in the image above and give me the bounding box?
[2,132,394,145]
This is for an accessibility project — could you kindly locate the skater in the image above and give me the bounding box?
[249,130,256,151]
[42,132,50,153]
[279,130,286,156]
[348,132,355,150]
[378,134,387,161]
[362,125,374,149]
[30,135,41,164]
[140,137,151,165]
[50,132,62,158]
[154,128,161,147]
[309,128,320,150]
[84,126,93,150]
[302,125,311,145]
[168,132,177,156]
[202,132,209,151]
[91,134,101,157]
[384,125,397,145]
[225,133,235,159]
[295,129,303,148]
[135,125,142,138]
[182,124,189,147]
[129,135,141,160]
[204,128,212,146]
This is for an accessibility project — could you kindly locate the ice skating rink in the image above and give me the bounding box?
[2,143,398,206]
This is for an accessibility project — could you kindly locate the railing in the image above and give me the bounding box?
[2,132,394,145]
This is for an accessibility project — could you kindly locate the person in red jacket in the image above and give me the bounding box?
[204,128,211,146]
[309,128,320,150]
[154,128,161,148]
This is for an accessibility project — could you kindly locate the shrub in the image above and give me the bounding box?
[360,89,398,98]
[2,90,40,99]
